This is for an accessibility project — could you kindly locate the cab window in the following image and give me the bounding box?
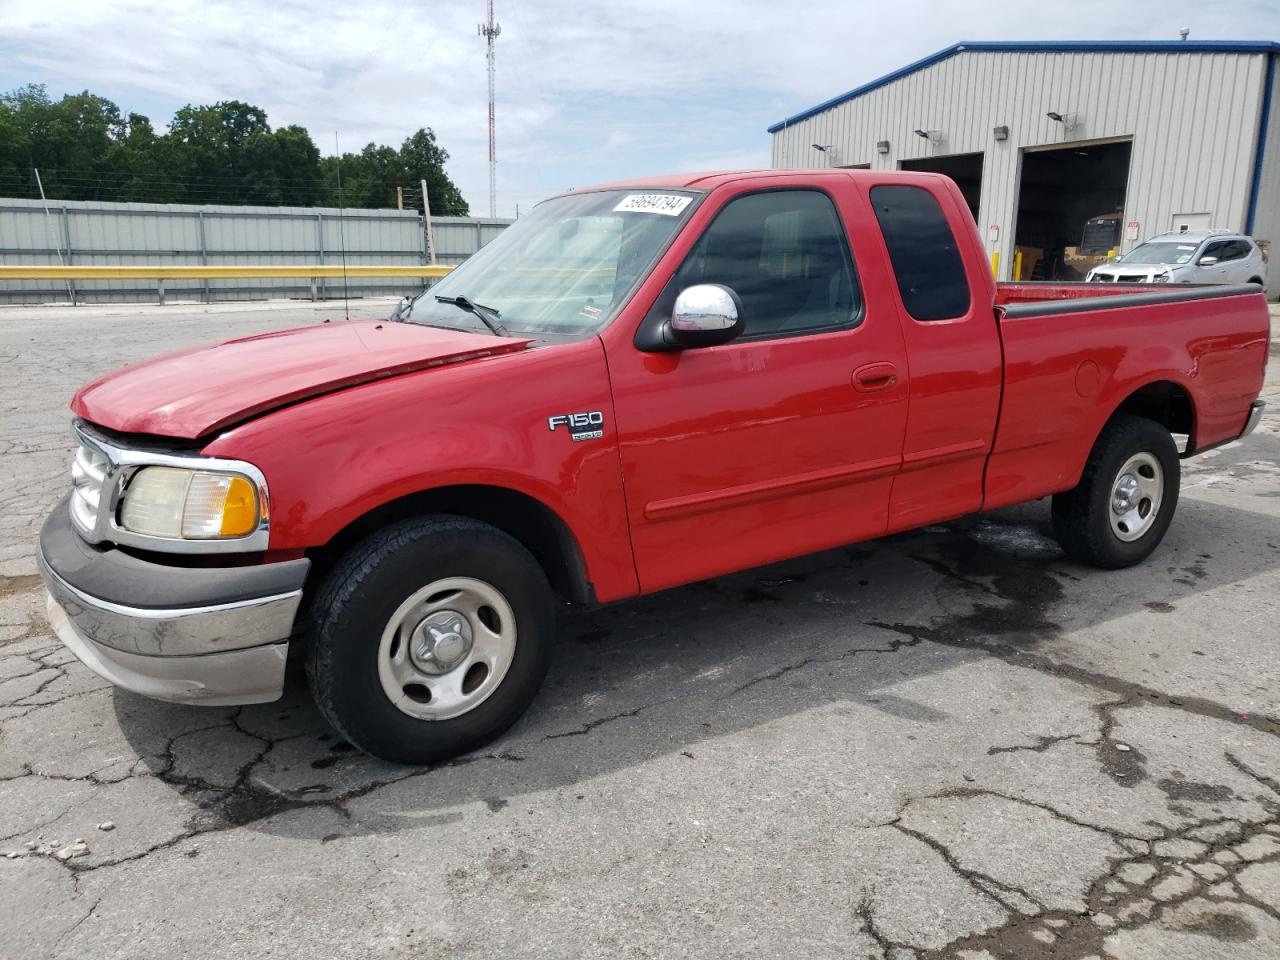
[870,184,970,321]
[668,190,862,338]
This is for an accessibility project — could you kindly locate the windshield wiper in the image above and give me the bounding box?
[389,294,416,323]
[434,295,507,337]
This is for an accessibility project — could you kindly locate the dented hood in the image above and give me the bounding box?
[72,320,530,439]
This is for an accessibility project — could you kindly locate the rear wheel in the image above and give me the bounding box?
[1051,415,1180,568]
[1248,276,1264,286]
[306,516,555,764]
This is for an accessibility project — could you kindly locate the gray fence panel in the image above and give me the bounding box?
[0,198,512,304]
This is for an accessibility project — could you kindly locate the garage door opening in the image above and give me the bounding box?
[1013,140,1131,280]
[900,152,983,221]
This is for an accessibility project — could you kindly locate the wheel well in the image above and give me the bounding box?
[307,485,594,605]
[1110,381,1195,449]
[1248,276,1264,285]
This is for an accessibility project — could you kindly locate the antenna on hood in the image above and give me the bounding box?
[335,132,350,323]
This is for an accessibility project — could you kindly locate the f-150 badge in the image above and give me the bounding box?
[548,411,604,442]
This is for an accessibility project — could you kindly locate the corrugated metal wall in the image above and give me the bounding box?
[0,198,512,304]
[771,50,1271,284]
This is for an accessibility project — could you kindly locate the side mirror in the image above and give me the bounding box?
[664,284,744,348]
[1197,256,1219,266]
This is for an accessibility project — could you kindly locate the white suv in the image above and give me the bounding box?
[1088,231,1268,286]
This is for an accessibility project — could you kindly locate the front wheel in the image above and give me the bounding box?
[1052,414,1180,569]
[306,516,555,764]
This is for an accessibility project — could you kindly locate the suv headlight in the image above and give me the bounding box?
[1153,271,1171,283]
[119,467,261,540]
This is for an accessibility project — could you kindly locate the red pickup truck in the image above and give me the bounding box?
[39,170,1269,763]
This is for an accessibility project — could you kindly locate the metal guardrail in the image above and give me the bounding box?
[0,264,454,305]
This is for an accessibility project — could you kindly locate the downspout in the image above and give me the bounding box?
[1244,51,1275,235]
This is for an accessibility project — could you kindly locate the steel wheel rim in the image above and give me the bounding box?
[377,577,517,720]
[1109,452,1163,542]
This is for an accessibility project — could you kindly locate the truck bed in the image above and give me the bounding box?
[985,281,1269,511]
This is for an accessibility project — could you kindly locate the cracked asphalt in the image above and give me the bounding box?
[1,298,1279,960]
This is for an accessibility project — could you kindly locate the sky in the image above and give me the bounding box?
[2,1,1279,218]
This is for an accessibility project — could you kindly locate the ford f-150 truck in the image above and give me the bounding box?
[38,170,1269,764]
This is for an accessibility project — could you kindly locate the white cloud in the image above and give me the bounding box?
[3,0,1278,215]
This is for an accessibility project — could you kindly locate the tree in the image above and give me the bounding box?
[105,113,176,203]
[0,86,468,212]
[399,128,468,216]
[272,125,323,205]
[167,100,271,202]
[318,128,468,215]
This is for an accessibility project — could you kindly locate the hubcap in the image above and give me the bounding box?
[1108,452,1163,542]
[410,610,473,673]
[377,577,517,721]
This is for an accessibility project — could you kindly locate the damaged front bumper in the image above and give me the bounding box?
[37,496,309,706]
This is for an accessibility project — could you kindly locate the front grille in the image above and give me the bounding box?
[69,440,109,538]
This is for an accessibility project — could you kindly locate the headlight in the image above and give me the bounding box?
[119,467,261,540]
[1153,271,1171,283]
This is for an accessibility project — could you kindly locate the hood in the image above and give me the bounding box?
[72,321,531,439]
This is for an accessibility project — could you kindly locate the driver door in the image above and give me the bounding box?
[603,185,910,593]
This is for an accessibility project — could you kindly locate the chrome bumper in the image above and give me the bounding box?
[45,595,289,706]
[1242,400,1265,438]
[37,496,308,705]
[38,551,302,658]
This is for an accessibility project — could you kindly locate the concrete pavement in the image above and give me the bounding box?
[1,298,1278,959]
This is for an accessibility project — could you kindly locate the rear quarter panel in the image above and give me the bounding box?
[986,289,1268,510]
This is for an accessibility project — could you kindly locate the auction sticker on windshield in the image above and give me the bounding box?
[614,194,692,216]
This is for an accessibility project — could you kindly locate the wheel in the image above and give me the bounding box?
[306,516,555,764]
[1051,414,1180,569]
[1247,276,1264,286]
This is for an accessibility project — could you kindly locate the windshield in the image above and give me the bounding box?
[404,189,699,337]
[1118,241,1202,265]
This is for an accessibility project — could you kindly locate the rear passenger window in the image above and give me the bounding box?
[671,190,862,338]
[870,185,970,321]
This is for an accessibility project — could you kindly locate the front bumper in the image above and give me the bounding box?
[37,497,309,705]
[44,596,290,706]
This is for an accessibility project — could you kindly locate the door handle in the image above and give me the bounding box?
[853,362,899,393]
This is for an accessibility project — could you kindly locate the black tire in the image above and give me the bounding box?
[306,516,555,764]
[1051,414,1180,569]
[1247,276,1264,286]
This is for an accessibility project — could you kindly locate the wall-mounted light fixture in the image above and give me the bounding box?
[877,140,890,154]
[993,125,1009,141]
[1046,111,1079,132]
[913,129,943,144]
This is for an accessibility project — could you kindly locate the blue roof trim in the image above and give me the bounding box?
[767,40,1280,133]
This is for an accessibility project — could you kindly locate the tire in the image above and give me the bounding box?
[306,515,555,765]
[1247,276,1264,286]
[1051,414,1180,569]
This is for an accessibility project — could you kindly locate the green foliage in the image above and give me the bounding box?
[0,87,468,214]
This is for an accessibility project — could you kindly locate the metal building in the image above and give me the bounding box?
[769,41,1279,298]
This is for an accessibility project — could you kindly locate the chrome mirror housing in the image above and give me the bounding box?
[665,284,744,347]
